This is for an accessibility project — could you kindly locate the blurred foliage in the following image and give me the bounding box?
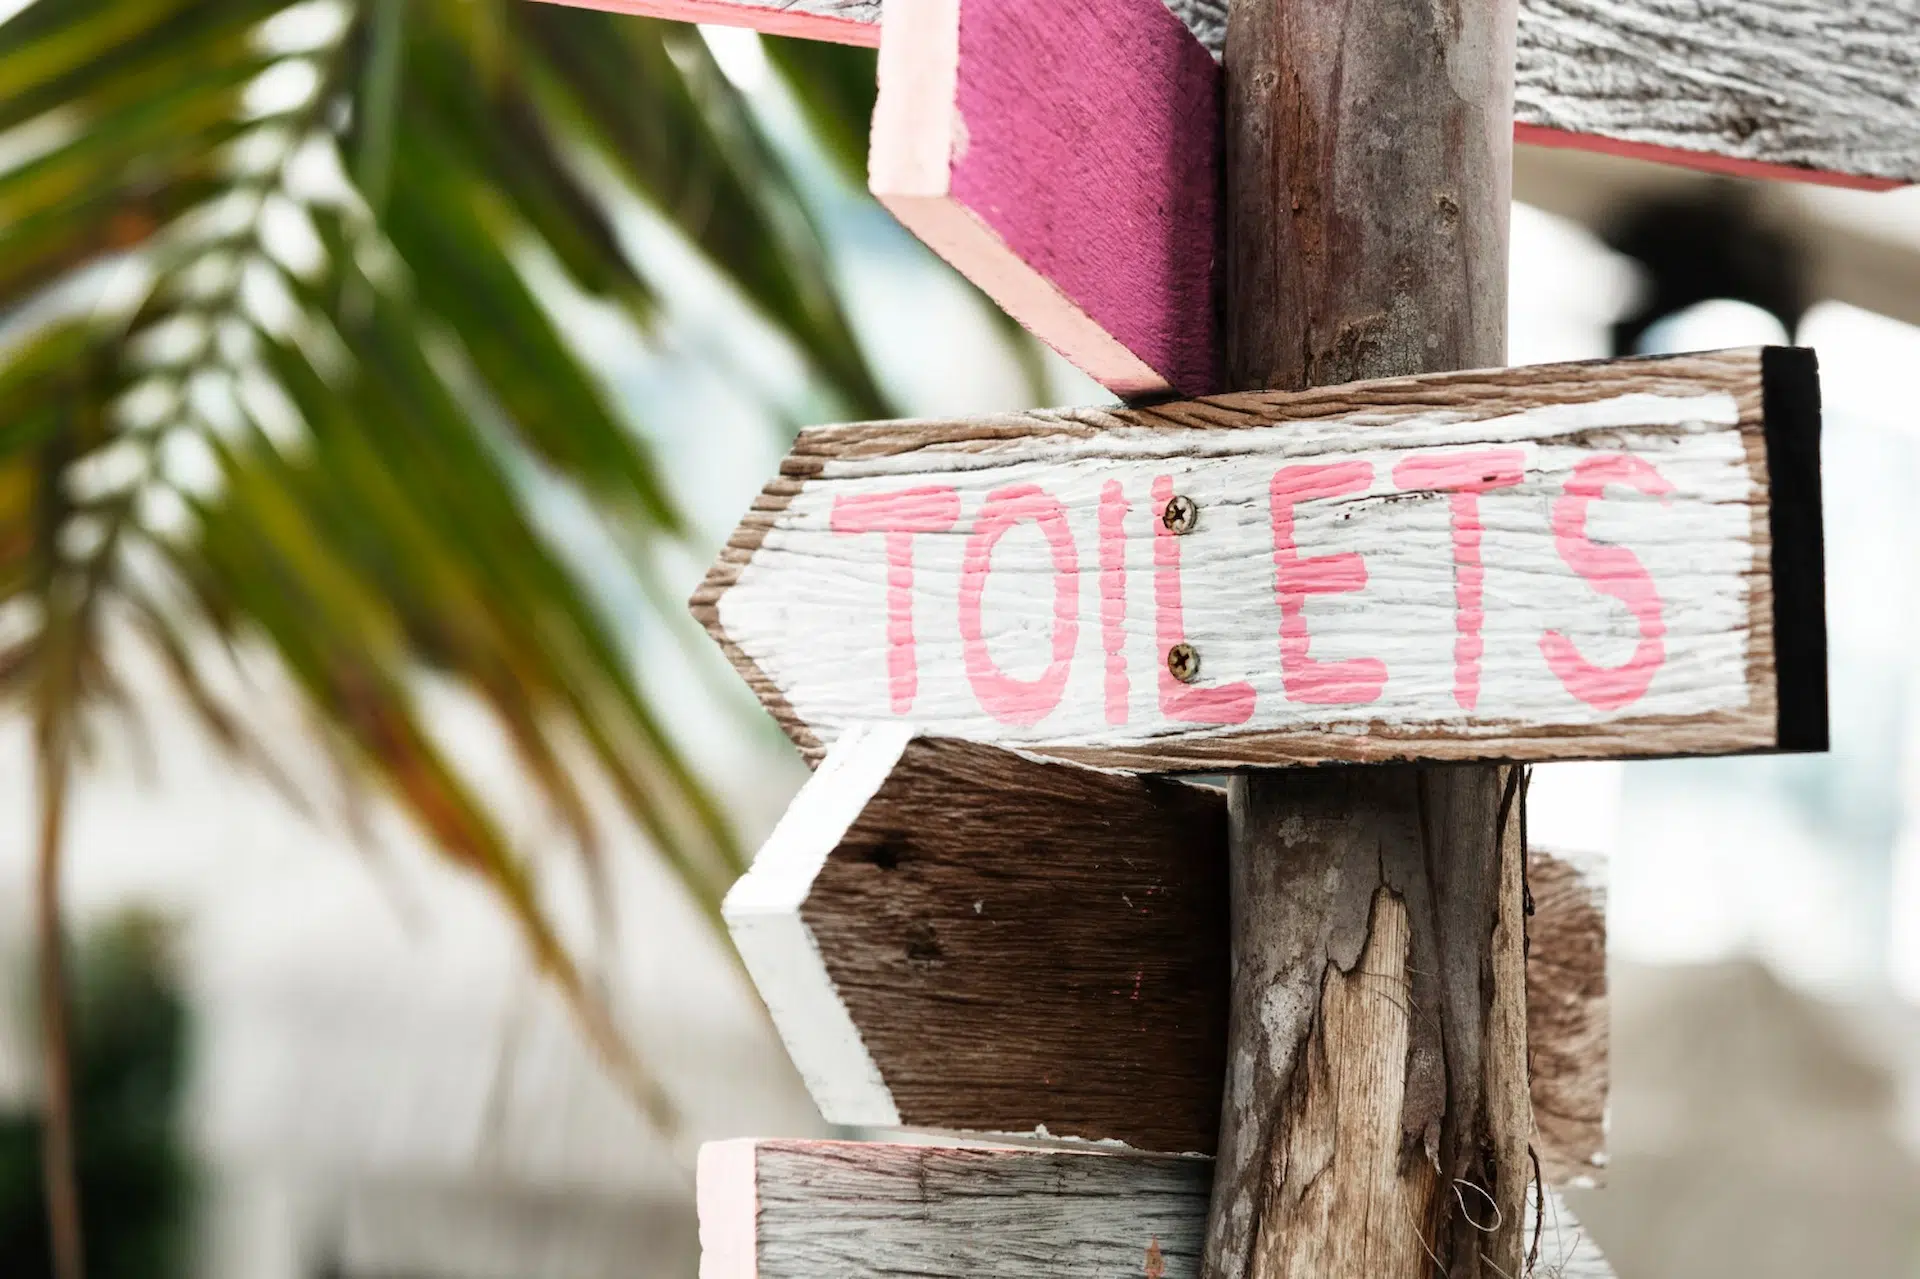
[0,914,194,1279]
[0,0,910,1163]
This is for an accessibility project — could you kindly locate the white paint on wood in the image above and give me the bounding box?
[714,389,1762,760]
[698,1139,1616,1279]
[722,724,913,1127]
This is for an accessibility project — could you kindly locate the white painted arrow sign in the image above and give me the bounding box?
[698,1140,1618,1279]
[691,348,1826,771]
[724,727,1612,1183]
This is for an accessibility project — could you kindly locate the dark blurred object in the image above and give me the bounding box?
[0,914,194,1279]
[1604,183,1812,356]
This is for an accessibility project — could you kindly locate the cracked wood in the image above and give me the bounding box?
[1207,2,1526,1277]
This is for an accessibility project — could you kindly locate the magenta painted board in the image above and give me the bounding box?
[869,0,1221,399]
[524,0,1920,195]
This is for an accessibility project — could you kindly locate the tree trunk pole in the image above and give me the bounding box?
[1203,4,1530,1279]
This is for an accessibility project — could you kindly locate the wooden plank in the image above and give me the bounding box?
[723,729,1610,1183]
[861,0,1911,400]
[537,0,880,45]
[696,1139,1617,1279]
[528,0,1920,191]
[690,348,1827,772]
[1511,0,1919,193]
[868,0,1222,398]
[1528,843,1610,1187]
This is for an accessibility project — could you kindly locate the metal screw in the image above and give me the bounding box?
[1161,493,1198,535]
[1167,642,1201,684]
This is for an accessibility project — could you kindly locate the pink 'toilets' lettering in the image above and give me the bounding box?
[1540,454,1672,711]
[830,486,962,715]
[1099,481,1130,725]
[1153,475,1254,724]
[1392,448,1526,711]
[959,484,1080,726]
[1269,463,1387,705]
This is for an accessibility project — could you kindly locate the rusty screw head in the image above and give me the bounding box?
[1161,493,1198,535]
[1167,642,1201,684]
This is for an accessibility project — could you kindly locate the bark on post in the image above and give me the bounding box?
[1203,3,1531,1279]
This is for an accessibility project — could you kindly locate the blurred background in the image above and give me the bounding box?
[0,0,1918,1274]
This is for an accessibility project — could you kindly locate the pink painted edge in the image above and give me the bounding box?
[697,1140,761,1279]
[878,193,1168,399]
[868,0,958,197]
[1515,123,1906,193]
[525,0,880,46]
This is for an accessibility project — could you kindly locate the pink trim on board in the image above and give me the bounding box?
[1540,454,1672,712]
[527,0,880,45]
[869,0,959,196]
[696,1141,760,1279]
[1515,123,1904,193]
[879,193,1170,398]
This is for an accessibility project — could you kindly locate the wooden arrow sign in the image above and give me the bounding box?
[541,0,1920,193]
[697,1140,1618,1279]
[869,0,1223,398]
[724,727,1610,1184]
[692,348,1826,771]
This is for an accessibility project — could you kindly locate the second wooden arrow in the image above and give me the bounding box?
[726,727,1610,1184]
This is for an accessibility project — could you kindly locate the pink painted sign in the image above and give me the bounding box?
[527,0,1920,198]
[691,348,1826,772]
[869,0,1221,399]
[537,0,1915,403]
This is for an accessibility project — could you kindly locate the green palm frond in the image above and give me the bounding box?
[0,0,903,1220]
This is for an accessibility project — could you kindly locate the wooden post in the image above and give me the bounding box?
[1204,3,1530,1279]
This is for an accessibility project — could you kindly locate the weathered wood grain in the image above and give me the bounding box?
[869,0,1222,398]
[1527,845,1610,1187]
[690,348,1828,772]
[1212,762,1535,1279]
[724,729,1610,1181]
[1210,4,1525,1279]
[529,0,1920,190]
[697,1139,1617,1279]
[1512,0,1919,192]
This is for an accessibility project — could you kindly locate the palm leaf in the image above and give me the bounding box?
[0,0,905,1258]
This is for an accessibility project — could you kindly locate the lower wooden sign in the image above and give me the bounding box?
[725,727,1610,1183]
[697,1139,1616,1279]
